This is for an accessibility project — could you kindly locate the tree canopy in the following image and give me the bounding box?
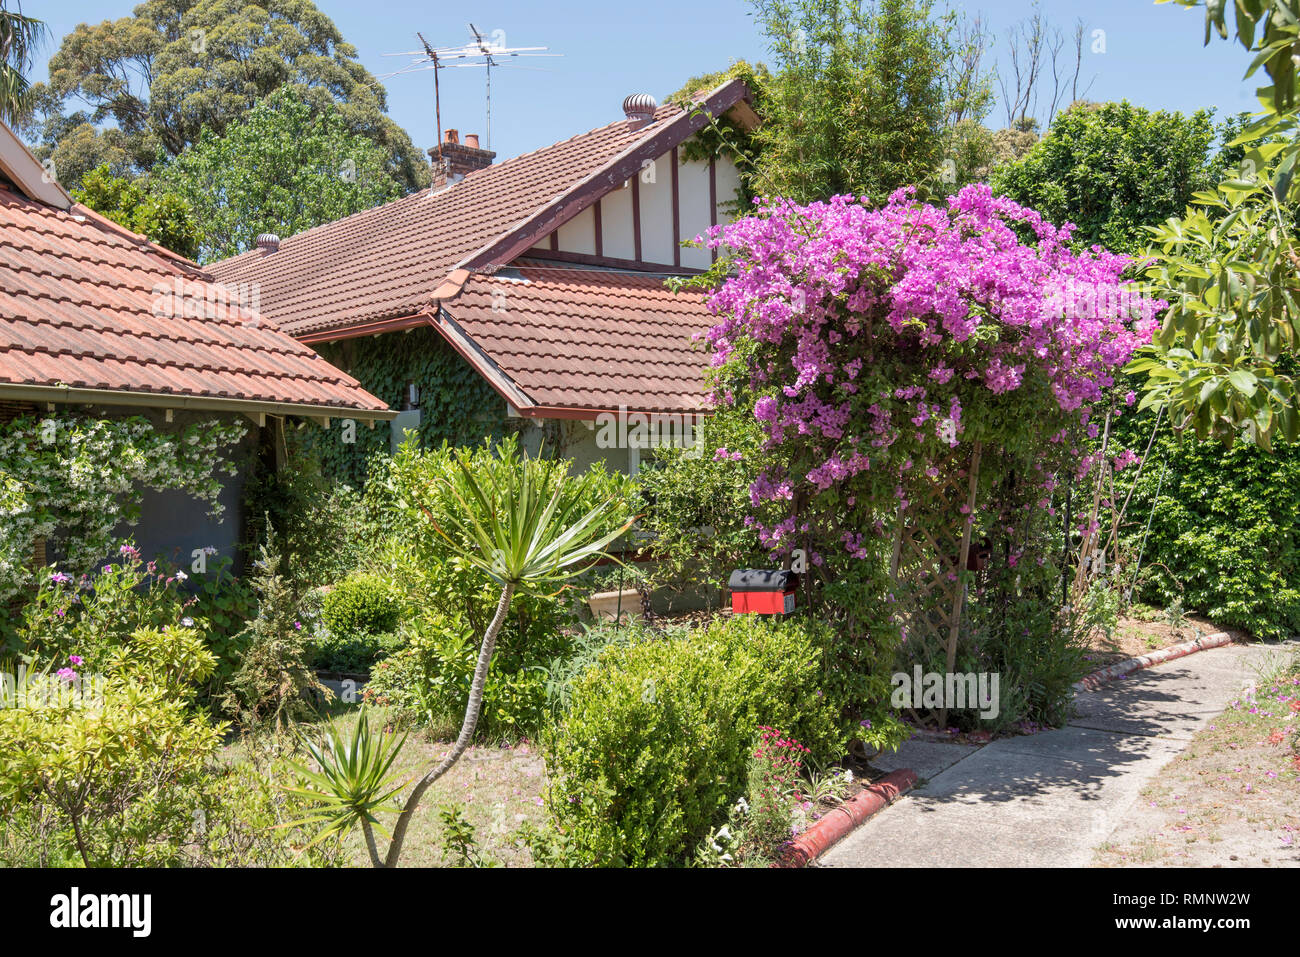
[153,86,407,263]
[992,100,1230,255]
[684,0,958,205]
[72,165,201,260]
[26,0,428,193]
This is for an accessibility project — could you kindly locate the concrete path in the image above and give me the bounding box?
[821,642,1282,867]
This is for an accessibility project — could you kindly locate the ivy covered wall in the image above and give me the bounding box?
[305,326,518,486]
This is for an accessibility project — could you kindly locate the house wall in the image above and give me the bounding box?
[529,145,742,270]
[11,403,260,577]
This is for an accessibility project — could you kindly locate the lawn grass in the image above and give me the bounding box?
[223,703,549,867]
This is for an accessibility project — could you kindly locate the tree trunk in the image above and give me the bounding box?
[382,580,515,867]
[361,817,383,868]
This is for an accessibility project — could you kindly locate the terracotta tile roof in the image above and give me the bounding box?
[207,80,750,340]
[438,265,714,414]
[0,188,392,416]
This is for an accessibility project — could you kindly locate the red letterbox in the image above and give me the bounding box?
[729,568,798,615]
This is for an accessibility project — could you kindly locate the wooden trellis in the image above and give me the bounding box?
[889,442,982,728]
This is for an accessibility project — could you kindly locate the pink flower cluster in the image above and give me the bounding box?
[703,184,1163,555]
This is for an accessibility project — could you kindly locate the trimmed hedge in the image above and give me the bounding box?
[544,614,848,867]
[1119,424,1300,640]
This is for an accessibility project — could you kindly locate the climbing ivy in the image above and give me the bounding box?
[306,327,519,487]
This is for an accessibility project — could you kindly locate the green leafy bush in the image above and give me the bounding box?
[633,405,768,608]
[544,614,848,866]
[1116,422,1300,640]
[354,437,629,740]
[240,436,373,599]
[363,608,569,742]
[321,573,404,640]
[312,630,404,675]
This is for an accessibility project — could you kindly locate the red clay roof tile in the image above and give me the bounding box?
[206,98,713,339]
[441,265,715,414]
[0,188,391,415]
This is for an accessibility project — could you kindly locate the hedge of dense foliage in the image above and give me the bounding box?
[1117,416,1300,640]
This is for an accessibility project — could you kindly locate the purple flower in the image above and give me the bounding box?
[56,667,76,683]
[68,655,83,666]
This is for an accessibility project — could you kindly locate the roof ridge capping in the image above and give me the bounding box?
[453,77,755,277]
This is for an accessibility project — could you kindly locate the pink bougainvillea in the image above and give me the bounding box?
[701,184,1163,555]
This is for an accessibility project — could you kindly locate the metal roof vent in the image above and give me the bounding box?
[623,93,658,130]
[256,233,280,254]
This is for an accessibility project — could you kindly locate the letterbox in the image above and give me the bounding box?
[729,568,798,615]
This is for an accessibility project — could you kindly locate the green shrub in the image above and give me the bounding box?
[353,437,625,740]
[544,614,847,866]
[312,630,404,675]
[1115,417,1300,640]
[633,405,767,608]
[240,434,374,598]
[363,606,571,742]
[321,573,404,640]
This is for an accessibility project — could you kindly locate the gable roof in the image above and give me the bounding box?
[432,263,716,417]
[0,128,393,419]
[208,79,751,342]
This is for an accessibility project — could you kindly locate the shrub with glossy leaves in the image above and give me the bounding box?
[544,614,847,866]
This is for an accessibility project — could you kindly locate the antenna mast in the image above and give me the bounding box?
[381,27,561,156]
[417,32,443,164]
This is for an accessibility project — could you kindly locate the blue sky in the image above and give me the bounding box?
[27,0,1263,162]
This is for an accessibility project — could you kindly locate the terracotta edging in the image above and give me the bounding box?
[776,768,917,867]
[1073,631,1233,693]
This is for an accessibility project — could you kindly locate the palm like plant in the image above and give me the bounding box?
[0,4,45,126]
[283,710,409,867]
[378,447,634,865]
[291,444,633,866]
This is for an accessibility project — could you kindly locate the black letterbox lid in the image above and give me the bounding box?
[728,568,798,593]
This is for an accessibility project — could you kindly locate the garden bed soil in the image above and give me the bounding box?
[1084,612,1244,670]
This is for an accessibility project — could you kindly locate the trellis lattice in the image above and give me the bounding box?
[888,442,982,727]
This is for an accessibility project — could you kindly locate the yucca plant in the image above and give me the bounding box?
[376,445,634,865]
[289,443,634,866]
[283,709,409,867]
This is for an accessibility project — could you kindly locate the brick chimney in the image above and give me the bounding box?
[429,129,496,187]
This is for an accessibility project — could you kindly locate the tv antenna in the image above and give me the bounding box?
[381,25,560,152]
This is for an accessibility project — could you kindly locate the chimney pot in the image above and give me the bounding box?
[427,130,496,189]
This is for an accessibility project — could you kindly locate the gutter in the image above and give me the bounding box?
[0,383,397,423]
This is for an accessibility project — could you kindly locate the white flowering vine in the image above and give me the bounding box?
[0,413,247,602]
